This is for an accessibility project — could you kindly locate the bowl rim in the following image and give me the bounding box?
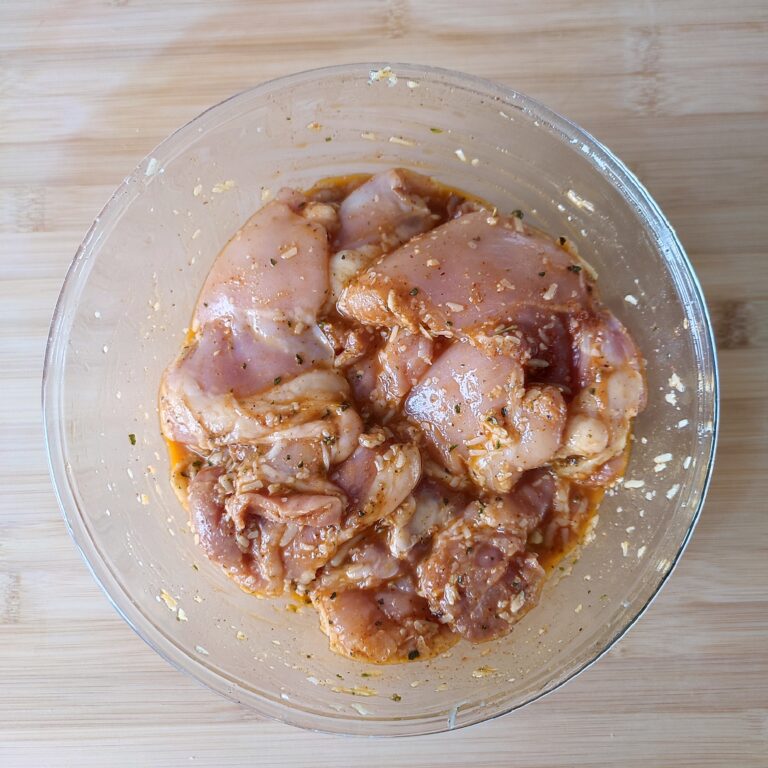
[42,61,719,736]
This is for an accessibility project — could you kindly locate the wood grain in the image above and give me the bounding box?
[1,1,767,765]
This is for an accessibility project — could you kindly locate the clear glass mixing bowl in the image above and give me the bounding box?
[43,63,718,735]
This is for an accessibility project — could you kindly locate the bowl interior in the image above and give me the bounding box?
[44,64,717,735]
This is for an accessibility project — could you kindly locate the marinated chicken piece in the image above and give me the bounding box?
[227,490,343,529]
[189,466,286,595]
[418,470,553,642]
[230,439,337,497]
[404,340,566,492]
[311,534,457,663]
[238,374,362,465]
[344,327,434,417]
[161,322,336,448]
[405,341,513,476]
[384,479,467,557]
[345,351,379,410]
[196,196,331,325]
[375,328,434,407]
[188,465,299,593]
[162,368,361,454]
[160,197,338,449]
[185,317,331,399]
[189,466,244,572]
[335,168,444,252]
[338,210,590,341]
[265,439,420,577]
[223,490,344,588]
[331,442,422,529]
[319,320,373,369]
[320,317,428,405]
[556,312,646,484]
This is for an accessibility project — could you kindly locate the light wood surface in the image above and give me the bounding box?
[2,1,767,765]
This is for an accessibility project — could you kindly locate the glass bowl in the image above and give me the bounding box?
[43,63,718,736]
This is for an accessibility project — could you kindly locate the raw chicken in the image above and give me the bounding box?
[326,167,480,307]
[418,470,553,642]
[331,441,422,529]
[310,534,457,663]
[556,312,646,484]
[343,328,434,417]
[161,168,647,663]
[162,367,362,454]
[335,168,447,252]
[404,340,566,492]
[187,437,422,594]
[384,478,468,557]
[338,209,589,343]
[188,465,288,595]
[160,197,338,450]
[197,194,331,325]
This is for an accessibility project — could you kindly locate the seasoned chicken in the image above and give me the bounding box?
[160,196,339,449]
[335,168,446,252]
[556,312,646,484]
[310,534,457,663]
[404,340,566,492]
[331,442,422,528]
[418,470,553,642]
[197,194,331,325]
[343,328,434,418]
[188,465,289,595]
[337,209,589,342]
[188,438,422,594]
[384,479,468,558]
[161,168,647,663]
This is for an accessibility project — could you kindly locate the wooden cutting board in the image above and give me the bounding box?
[1,1,766,765]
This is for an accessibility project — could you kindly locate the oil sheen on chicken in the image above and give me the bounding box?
[160,168,646,664]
